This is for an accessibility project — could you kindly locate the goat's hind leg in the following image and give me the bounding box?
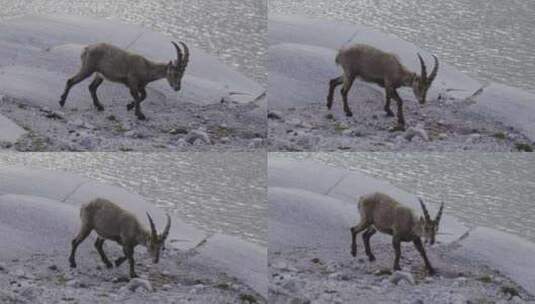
[94,237,113,269]
[362,227,377,261]
[384,89,395,117]
[327,76,343,110]
[350,221,370,257]
[88,76,105,111]
[59,68,93,107]
[69,224,92,268]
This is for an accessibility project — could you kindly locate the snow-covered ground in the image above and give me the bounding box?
[0,167,267,303]
[268,15,535,152]
[0,15,266,151]
[268,158,535,303]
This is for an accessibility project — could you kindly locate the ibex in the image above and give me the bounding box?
[69,198,171,278]
[59,41,190,120]
[327,44,439,130]
[350,192,444,275]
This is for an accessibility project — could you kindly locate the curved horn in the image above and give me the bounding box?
[179,41,190,68]
[146,212,158,240]
[427,55,439,84]
[160,214,171,241]
[435,202,444,224]
[171,41,183,65]
[418,198,431,222]
[417,53,428,83]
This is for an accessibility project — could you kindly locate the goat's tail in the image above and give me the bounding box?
[80,46,89,63]
[335,51,341,66]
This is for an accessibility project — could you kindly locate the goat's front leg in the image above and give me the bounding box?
[413,237,435,275]
[327,76,343,110]
[124,245,138,278]
[391,89,406,131]
[362,227,377,261]
[392,235,402,271]
[340,75,356,117]
[127,87,147,112]
[88,76,105,111]
[128,88,146,120]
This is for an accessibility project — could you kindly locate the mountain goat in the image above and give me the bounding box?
[59,41,190,120]
[69,198,171,278]
[327,44,439,130]
[350,192,444,274]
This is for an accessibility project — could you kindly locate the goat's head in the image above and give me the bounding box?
[417,198,444,245]
[411,54,439,104]
[146,213,172,264]
[166,41,190,92]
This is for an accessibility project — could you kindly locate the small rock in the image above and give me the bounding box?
[325,113,334,120]
[390,271,415,285]
[69,118,94,129]
[48,265,58,271]
[176,138,189,147]
[510,296,525,304]
[287,118,302,126]
[220,137,230,144]
[404,123,429,142]
[341,129,353,136]
[122,278,153,292]
[185,130,211,144]
[248,138,263,148]
[169,127,188,135]
[465,133,482,144]
[272,261,288,270]
[79,137,93,150]
[112,277,130,283]
[12,268,26,278]
[438,133,448,140]
[268,111,283,120]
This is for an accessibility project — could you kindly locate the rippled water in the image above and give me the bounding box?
[0,0,267,84]
[270,0,535,91]
[273,153,535,242]
[0,153,267,245]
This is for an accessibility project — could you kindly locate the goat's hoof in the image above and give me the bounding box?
[428,268,436,276]
[130,274,139,279]
[385,111,394,117]
[105,263,113,269]
[136,114,146,120]
[345,112,353,117]
[389,125,405,132]
[126,103,135,111]
[59,101,65,107]
[393,266,402,271]
[369,256,376,262]
[96,106,104,112]
[69,263,76,268]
